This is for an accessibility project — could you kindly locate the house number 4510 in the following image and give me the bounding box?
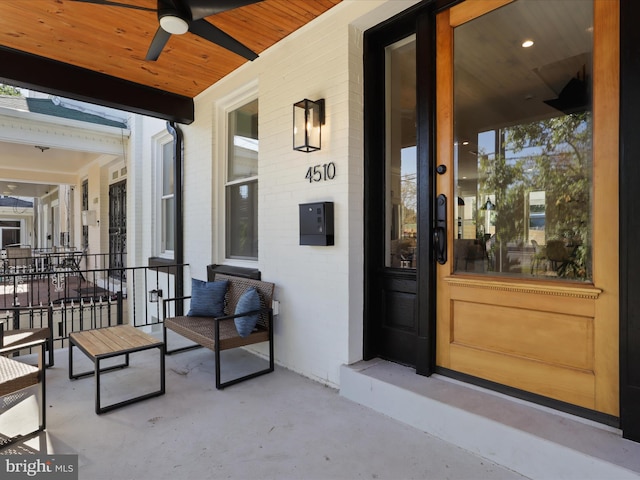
[305,162,336,183]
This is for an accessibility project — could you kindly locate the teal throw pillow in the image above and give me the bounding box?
[187,279,228,317]
[234,287,261,337]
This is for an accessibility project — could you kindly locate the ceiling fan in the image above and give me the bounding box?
[71,0,261,61]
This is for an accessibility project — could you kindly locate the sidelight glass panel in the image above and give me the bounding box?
[453,0,593,281]
[385,35,417,269]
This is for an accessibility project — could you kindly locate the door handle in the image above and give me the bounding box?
[434,194,447,264]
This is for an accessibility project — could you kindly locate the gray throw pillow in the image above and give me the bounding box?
[234,287,261,337]
[187,279,228,317]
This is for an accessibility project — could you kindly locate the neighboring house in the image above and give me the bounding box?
[0,196,33,248]
[0,94,179,271]
[4,0,640,448]
[0,93,185,322]
[0,93,131,260]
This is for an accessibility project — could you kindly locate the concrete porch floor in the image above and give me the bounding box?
[0,330,638,479]
[341,360,640,480]
[0,334,524,480]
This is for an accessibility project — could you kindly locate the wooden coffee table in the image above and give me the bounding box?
[69,325,165,414]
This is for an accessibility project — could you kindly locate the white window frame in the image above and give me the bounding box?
[0,219,22,249]
[153,131,175,259]
[215,81,259,265]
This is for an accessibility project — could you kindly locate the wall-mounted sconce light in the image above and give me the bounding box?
[293,98,325,152]
[148,289,163,303]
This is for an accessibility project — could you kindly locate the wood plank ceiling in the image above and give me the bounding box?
[0,0,342,123]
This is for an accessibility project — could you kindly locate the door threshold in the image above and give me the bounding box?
[340,359,640,479]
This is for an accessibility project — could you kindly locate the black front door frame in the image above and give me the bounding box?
[362,1,437,375]
[619,0,640,443]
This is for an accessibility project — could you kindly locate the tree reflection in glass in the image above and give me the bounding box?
[474,112,591,280]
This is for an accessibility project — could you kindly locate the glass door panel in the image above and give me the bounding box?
[386,35,417,269]
[453,0,593,281]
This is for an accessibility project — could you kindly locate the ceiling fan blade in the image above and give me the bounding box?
[70,0,156,12]
[189,19,257,61]
[145,26,172,61]
[185,0,263,21]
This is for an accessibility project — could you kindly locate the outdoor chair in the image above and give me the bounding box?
[0,323,48,449]
[530,239,546,274]
[163,272,275,389]
[546,239,570,272]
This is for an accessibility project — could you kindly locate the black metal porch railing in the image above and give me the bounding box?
[0,258,188,356]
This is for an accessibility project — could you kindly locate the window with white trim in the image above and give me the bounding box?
[158,137,175,258]
[0,220,21,248]
[226,98,258,259]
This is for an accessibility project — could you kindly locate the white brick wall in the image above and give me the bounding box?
[174,0,420,387]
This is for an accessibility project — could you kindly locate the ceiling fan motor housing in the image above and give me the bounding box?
[69,0,260,61]
[158,0,190,35]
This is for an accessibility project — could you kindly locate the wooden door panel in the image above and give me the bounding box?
[451,301,594,371]
[436,0,619,417]
[449,345,596,409]
[443,280,599,408]
[449,0,512,27]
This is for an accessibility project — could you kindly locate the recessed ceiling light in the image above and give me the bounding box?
[522,39,534,48]
[462,141,469,145]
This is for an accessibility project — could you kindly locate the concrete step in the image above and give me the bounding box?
[340,359,640,479]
